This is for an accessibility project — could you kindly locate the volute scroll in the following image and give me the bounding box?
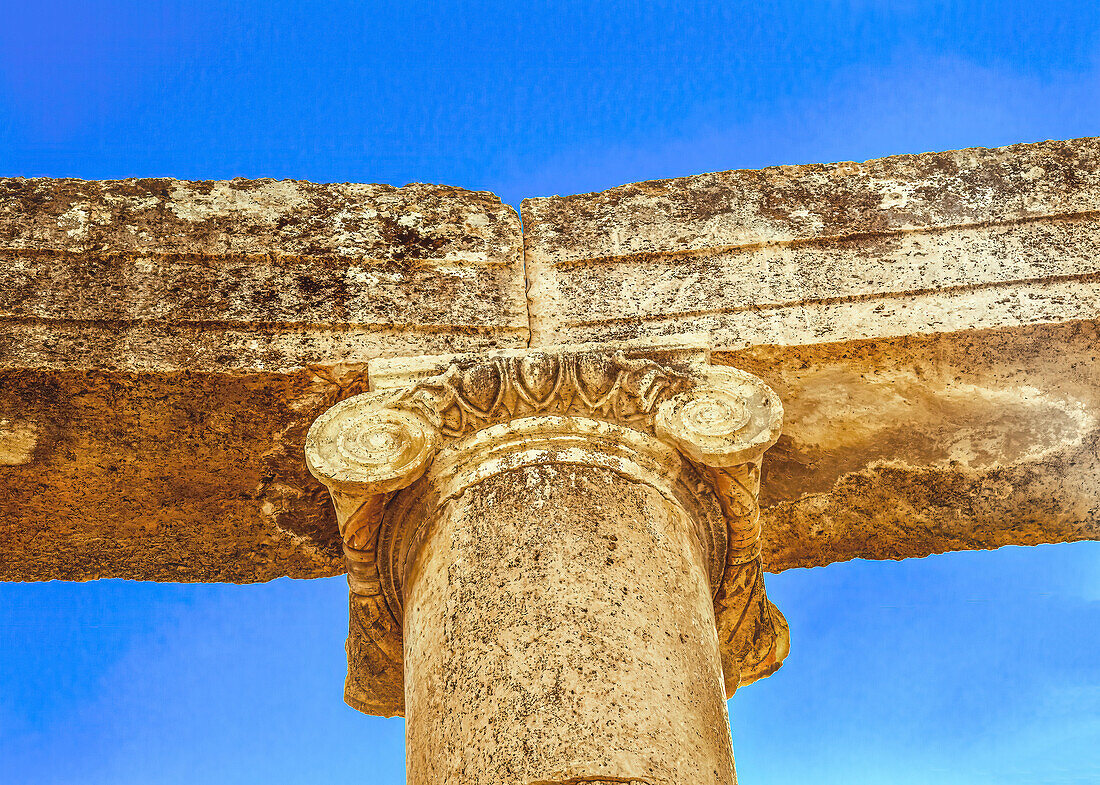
[305,338,791,714]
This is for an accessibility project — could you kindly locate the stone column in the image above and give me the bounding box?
[305,340,788,785]
[400,418,735,784]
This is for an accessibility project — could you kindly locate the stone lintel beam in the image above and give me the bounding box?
[739,321,1100,572]
[521,136,1100,350]
[305,338,785,782]
[521,136,1100,570]
[2,138,1098,585]
[0,177,527,582]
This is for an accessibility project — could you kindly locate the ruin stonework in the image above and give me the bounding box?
[305,339,784,782]
[2,137,1099,782]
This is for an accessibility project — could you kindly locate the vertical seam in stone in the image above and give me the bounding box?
[519,200,535,348]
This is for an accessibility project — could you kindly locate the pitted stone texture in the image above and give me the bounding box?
[5,322,1093,584]
[0,177,526,582]
[747,319,1100,571]
[0,366,351,582]
[522,137,1100,348]
[307,341,785,717]
[0,177,527,373]
[404,464,736,785]
[0,179,517,261]
[3,140,1099,585]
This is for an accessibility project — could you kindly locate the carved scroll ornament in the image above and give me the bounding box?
[305,340,787,713]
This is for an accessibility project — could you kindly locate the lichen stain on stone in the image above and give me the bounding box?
[0,418,38,465]
[167,180,309,223]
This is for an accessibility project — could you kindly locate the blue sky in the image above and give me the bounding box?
[1,1,1098,783]
[1,547,1097,784]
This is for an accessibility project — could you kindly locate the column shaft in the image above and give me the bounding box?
[403,463,737,785]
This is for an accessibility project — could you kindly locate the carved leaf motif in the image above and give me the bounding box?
[708,463,761,562]
[572,353,620,410]
[392,349,693,440]
[513,353,560,408]
[342,493,388,549]
[307,345,788,714]
[574,353,620,405]
[716,560,788,687]
[457,361,503,416]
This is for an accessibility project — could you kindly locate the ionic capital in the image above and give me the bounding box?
[305,337,788,714]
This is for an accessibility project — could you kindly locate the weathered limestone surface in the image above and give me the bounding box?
[2,138,1098,584]
[405,464,736,785]
[523,138,1100,569]
[1,177,527,372]
[305,340,781,780]
[743,320,1099,571]
[304,340,787,719]
[522,137,1100,348]
[0,178,527,581]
